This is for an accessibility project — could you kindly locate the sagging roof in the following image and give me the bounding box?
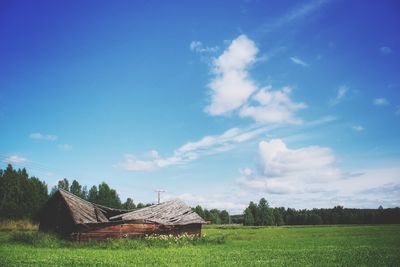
[50,190,205,226]
[56,189,128,224]
[110,199,206,225]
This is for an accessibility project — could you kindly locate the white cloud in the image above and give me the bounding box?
[204,35,305,125]
[290,56,309,67]
[238,139,339,194]
[330,85,348,106]
[373,98,389,106]
[380,46,392,55]
[29,132,58,141]
[258,139,337,181]
[114,126,270,172]
[3,155,28,165]
[205,35,258,115]
[58,144,72,151]
[240,168,253,177]
[352,125,364,132]
[236,139,400,208]
[162,165,400,211]
[240,86,306,124]
[190,41,218,53]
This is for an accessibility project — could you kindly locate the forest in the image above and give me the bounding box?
[237,198,400,225]
[1,164,399,225]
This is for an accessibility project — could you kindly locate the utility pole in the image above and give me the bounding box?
[154,189,165,204]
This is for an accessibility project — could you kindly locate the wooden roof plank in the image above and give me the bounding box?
[55,190,204,226]
[110,199,205,225]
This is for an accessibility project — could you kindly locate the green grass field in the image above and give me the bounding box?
[1,224,399,266]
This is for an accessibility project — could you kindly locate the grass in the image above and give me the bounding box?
[1,224,399,266]
[6,231,226,249]
[0,219,38,231]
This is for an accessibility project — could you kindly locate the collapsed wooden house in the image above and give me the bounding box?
[38,189,205,241]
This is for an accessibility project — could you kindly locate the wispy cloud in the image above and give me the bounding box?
[352,125,364,132]
[380,46,392,55]
[304,115,337,127]
[330,85,349,106]
[290,56,309,67]
[373,98,389,106]
[190,41,218,53]
[2,155,28,165]
[114,126,270,172]
[0,153,57,177]
[29,132,58,141]
[260,0,330,33]
[58,144,72,151]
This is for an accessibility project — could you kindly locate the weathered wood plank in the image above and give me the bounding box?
[110,199,205,225]
[71,223,202,241]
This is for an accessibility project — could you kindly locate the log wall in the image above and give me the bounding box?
[71,223,202,241]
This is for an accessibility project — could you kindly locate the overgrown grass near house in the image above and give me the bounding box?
[1,224,399,266]
[0,219,38,231]
[6,231,226,249]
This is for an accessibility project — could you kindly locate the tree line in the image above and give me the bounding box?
[1,165,399,225]
[0,165,150,220]
[240,198,400,226]
[192,205,230,224]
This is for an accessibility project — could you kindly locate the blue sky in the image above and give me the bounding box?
[1,0,399,212]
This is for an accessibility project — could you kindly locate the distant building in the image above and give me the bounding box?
[38,189,205,241]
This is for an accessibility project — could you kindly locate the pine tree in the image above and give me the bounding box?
[70,180,83,198]
[243,207,254,226]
